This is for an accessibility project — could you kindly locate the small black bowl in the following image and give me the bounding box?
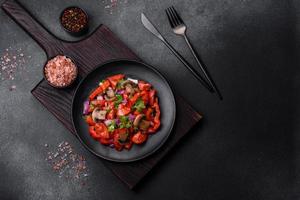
[43,55,78,89]
[60,6,89,37]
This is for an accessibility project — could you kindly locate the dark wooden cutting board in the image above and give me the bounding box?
[2,0,202,189]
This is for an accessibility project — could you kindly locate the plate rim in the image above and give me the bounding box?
[71,59,176,162]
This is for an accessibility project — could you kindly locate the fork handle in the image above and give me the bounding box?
[162,40,214,92]
[183,34,223,100]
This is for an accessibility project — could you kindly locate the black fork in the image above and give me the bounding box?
[166,6,223,100]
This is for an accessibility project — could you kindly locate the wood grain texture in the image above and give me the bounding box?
[2,0,202,189]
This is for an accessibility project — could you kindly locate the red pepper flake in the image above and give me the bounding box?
[61,7,88,33]
[44,55,77,88]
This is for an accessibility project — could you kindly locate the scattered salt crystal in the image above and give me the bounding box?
[45,141,89,184]
[0,47,30,90]
[9,85,16,91]
[102,0,128,14]
[53,152,59,158]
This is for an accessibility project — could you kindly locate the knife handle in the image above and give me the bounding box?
[162,40,214,93]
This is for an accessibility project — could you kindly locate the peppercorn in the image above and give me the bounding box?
[61,7,88,34]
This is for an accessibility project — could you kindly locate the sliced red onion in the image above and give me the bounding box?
[115,118,121,126]
[83,101,90,115]
[128,114,135,122]
[122,99,128,104]
[97,95,103,100]
[117,90,125,95]
[104,119,113,126]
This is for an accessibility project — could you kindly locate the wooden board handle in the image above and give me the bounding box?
[1,0,61,57]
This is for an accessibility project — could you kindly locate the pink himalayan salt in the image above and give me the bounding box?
[44,55,77,87]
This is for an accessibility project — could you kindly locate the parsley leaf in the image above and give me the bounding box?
[119,116,132,128]
[133,98,145,112]
[89,104,95,110]
[114,94,123,108]
[99,79,104,85]
[116,79,125,89]
[107,120,116,132]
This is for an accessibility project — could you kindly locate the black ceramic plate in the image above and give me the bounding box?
[72,60,176,162]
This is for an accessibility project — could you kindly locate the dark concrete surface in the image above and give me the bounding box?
[0,0,299,199]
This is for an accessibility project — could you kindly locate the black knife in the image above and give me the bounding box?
[141,13,214,93]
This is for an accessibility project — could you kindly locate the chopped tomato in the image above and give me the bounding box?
[108,74,125,88]
[124,141,133,150]
[108,101,115,110]
[145,108,153,121]
[148,121,161,133]
[89,126,100,139]
[118,128,127,135]
[149,90,156,106]
[132,131,147,144]
[85,115,95,126]
[133,110,140,115]
[107,109,115,120]
[148,98,161,133]
[122,93,129,101]
[113,132,123,151]
[92,100,105,107]
[117,104,131,116]
[138,81,151,91]
[95,123,109,139]
[141,90,149,105]
[89,87,103,101]
[99,138,111,145]
[100,80,111,91]
[88,107,94,113]
[128,92,140,107]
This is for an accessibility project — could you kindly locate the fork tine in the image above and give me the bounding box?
[165,9,174,28]
[171,6,184,24]
[167,8,177,27]
[169,7,180,26]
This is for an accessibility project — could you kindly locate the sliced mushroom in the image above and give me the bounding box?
[133,114,145,127]
[104,95,116,101]
[106,87,115,98]
[118,132,129,143]
[121,80,136,88]
[121,80,131,87]
[125,84,134,94]
[139,119,151,131]
[121,80,137,95]
[92,108,107,122]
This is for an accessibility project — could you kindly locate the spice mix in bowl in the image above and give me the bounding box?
[60,6,89,36]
